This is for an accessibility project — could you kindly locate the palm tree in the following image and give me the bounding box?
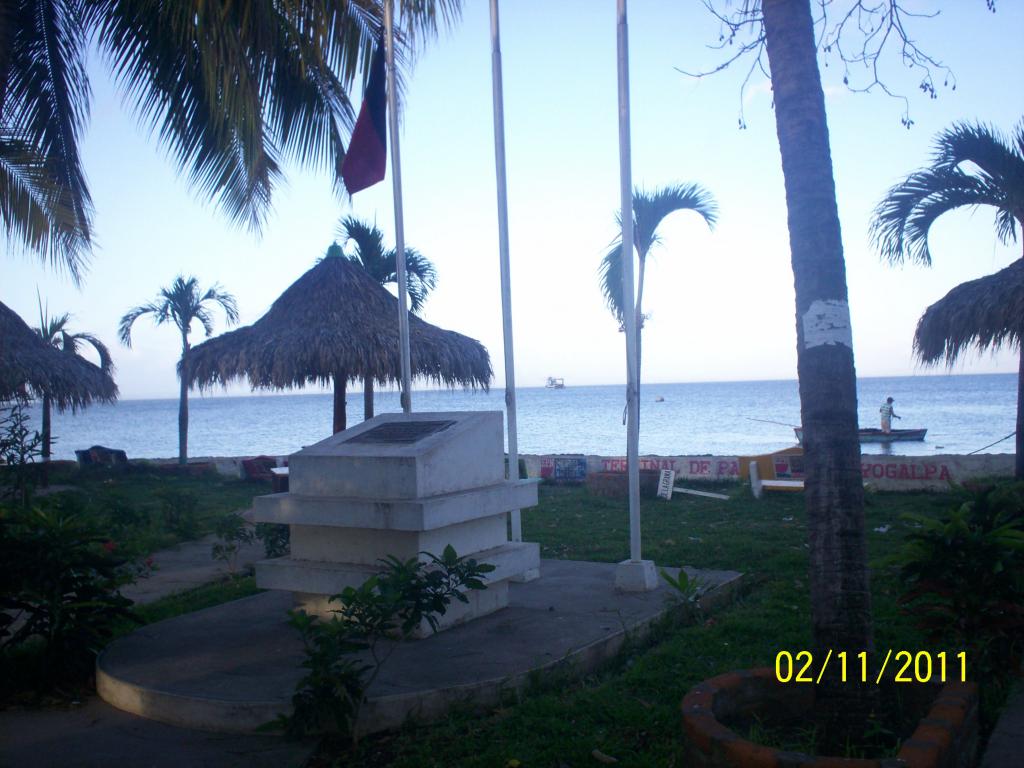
[0,0,461,282]
[599,184,717,408]
[338,217,439,420]
[119,277,238,464]
[872,119,1024,475]
[760,0,874,741]
[35,298,114,461]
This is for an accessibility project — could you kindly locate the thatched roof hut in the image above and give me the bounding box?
[0,300,118,410]
[914,259,1024,364]
[187,251,491,432]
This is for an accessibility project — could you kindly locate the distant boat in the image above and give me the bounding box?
[655,396,665,402]
[794,427,927,444]
[545,377,565,389]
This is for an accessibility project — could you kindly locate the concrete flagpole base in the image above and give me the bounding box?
[614,559,659,592]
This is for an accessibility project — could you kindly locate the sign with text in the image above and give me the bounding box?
[657,469,676,500]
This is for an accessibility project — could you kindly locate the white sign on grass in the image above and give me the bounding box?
[657,469,675,500]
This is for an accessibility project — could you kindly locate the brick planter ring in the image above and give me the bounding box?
[682,668,978,768]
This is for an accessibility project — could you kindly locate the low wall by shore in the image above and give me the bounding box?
[518,452,1014,492]
[188,451,1015,493]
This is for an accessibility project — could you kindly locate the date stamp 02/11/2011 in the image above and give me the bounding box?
[775,650,968,685]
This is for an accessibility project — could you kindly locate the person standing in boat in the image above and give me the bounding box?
[879,397,900,433]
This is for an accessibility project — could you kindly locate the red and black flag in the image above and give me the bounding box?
[341,33,387,195]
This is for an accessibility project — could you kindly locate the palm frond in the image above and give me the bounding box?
[0,133,89,281]
[118,301,162,347]
[872,119,1024,266]
[341,217,438,312]
[633,183,718,255]
[121,275,238,346]
[3,0,94,255]
[932,121,1024,186]
[64,330,114,374]
[599,242,626,324]
[599,183,717,325]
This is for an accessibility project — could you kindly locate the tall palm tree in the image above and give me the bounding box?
[35,298,114,461]
[119,277,238,464]
[0,0,461,283]
[598,184,717,405]
[338,216,438,420]
[760,0,874,741]
[872,119,1024,475]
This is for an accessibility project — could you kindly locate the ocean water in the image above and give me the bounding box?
[23,373,1017,461]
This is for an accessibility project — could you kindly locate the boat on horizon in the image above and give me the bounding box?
[545,377,565,389]
[794,427,928,444]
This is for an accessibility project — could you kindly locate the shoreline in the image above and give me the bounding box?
[116,450,1013,493]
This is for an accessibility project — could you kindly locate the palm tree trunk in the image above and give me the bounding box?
[41,393,52,462]
[333,371,348,434]
[364,379,374,421]
[762,0,873,746]
[1016,346,1023,479]
[178,341,189,465]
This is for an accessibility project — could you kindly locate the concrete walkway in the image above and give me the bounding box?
[123,532,266,605]
[1,526,316,768]
[981,680,1024,767]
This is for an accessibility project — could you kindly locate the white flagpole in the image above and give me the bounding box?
[385,0,413,413]
[615,0,653,590]
[489,0,522,541]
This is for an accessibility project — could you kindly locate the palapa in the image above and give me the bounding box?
[914,258,1024,365]
[187,252,491,433]
[0,300,118,410]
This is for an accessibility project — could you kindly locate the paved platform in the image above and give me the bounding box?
[97,559,742,735]
[982,680,1024,768]
[0,698,314,768]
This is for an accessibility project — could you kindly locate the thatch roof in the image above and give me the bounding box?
[186,254,492,391]
[914,258,1024,365]
[0,300,118,410]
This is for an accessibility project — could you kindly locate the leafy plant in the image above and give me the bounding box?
[277,545,495,739]
[211,513,256,575]
[896,483,1024,683]
[255,522,290,558]
[660,567,702,622]
[0,502,139,689]
[155,489,201,539]
[0,398,43,506]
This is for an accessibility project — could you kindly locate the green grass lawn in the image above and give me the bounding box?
[320,483,967,768]
[6,463,271,557]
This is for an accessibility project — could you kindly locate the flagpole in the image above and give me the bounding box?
[614,0,655,591]
[488,0,522,542]
[384,0,413,413]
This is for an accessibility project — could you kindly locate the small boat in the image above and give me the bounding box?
[794,427,927,444]
[545,377,565,389]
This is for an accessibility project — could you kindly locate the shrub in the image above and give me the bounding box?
[0,398,42,506]
[155,489,201,539]
[211,513,256,575]
[0,502,138,691]
[897,482,1024,684]
[276,545,495,739]
[256,522,290,558]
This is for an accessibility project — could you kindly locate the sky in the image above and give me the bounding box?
[3,1,1023,400]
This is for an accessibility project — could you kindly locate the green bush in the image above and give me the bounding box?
[896,482,1024,683]
[0,398,42,506]
[211,513,256,575]
[0,502,138,691]
[277,545,495,740]
[256,522,290,558]
[156,489,201,539]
